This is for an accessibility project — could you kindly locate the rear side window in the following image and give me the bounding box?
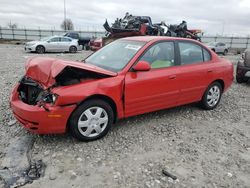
[203,48,211,62]
[179,42,211,65]
[61,37,71,42]
[50,37,60,42]
[70,33,78,39]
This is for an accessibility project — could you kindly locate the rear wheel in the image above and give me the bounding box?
[200,82,222,110]
[36,45,45,54]
[69,99,114,141]
[69,46,77,53]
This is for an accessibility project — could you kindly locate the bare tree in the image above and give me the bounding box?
[61,18,74,31]
[7,22,18,29]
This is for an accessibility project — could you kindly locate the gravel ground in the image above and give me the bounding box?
[0,44,249,188]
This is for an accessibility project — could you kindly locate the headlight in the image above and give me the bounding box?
[43,93,58,105]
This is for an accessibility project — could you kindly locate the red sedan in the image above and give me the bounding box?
[10,36,233,141]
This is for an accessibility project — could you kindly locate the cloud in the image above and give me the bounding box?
[0,0,249,36]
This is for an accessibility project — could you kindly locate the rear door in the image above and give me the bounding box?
[59,37,72,51]
[124,41,180,117]
[176,41,214,105]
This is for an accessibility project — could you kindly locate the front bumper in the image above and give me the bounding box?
[24,45,36,52]
[10,85,76,134]
[237,63,250,78]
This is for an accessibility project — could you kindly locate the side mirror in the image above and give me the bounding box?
[133,60,151,71]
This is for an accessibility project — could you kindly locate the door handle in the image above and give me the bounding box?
[207,69,213,73]
[169,75,176,80]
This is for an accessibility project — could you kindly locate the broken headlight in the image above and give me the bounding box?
[42,93,58,105]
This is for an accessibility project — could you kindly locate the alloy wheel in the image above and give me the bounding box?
[207,85,221,107]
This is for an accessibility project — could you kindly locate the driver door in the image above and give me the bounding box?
[124,41,180,117]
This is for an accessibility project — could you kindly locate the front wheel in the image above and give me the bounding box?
[69,99,114,141]
[200,82,222,110]
[36,45,45,54]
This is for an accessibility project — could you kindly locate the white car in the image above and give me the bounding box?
[24,36,82,53]
[206,42,229,55]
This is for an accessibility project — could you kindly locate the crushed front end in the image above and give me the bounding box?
[10,76,76,134]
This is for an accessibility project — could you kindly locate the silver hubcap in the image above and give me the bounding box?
[207,85,220,107]
[78,107,108,138]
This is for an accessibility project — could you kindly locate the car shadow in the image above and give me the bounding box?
[35,103,201,143]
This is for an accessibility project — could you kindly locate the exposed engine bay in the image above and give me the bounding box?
[18,67,109,106]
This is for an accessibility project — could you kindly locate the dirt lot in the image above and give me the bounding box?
[0,44,249,188]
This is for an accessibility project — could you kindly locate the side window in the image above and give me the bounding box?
[217,43,225,47]
[179,42,203,65]
[50,37,60,42]
[203,48,211,62]
[61,37,71,42]
[71,33,78,39]
[139,42,175,69]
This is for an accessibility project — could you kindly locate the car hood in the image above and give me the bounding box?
[206,45,214,48]
[26,41,40,45]
[25,57,117,88]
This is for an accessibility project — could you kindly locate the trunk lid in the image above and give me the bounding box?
[25,57,117,88]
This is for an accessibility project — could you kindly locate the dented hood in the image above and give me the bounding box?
[25,57,117,88]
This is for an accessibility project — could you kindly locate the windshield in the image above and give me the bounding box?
[40,37,52,41]
[207,42,217,46]
[85,40,146,72]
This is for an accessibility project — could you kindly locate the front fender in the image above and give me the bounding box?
[52,76,125,118]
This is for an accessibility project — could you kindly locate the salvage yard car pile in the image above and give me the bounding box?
[90,13,202,51]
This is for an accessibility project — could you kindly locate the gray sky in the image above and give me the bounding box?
[0,0,250,36]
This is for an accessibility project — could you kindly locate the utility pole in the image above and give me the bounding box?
[221,21,225,36]
[64,0,67,30]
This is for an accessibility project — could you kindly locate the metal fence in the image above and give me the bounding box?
[0,27,249,49]
[0,27,105,40]
[202,36,250,49]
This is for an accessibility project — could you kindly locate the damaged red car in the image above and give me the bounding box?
[10,36,233,141]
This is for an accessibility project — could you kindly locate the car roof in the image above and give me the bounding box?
[121,36,199,43]
[50,35,73,39]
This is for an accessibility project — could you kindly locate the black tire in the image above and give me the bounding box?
[85,45,90,51]
[223,49,228,56]
[69,46,77,53]
[200,82,222,110]
[236,75,249,83]
[69,99,114,142]
[36,45,45,54]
